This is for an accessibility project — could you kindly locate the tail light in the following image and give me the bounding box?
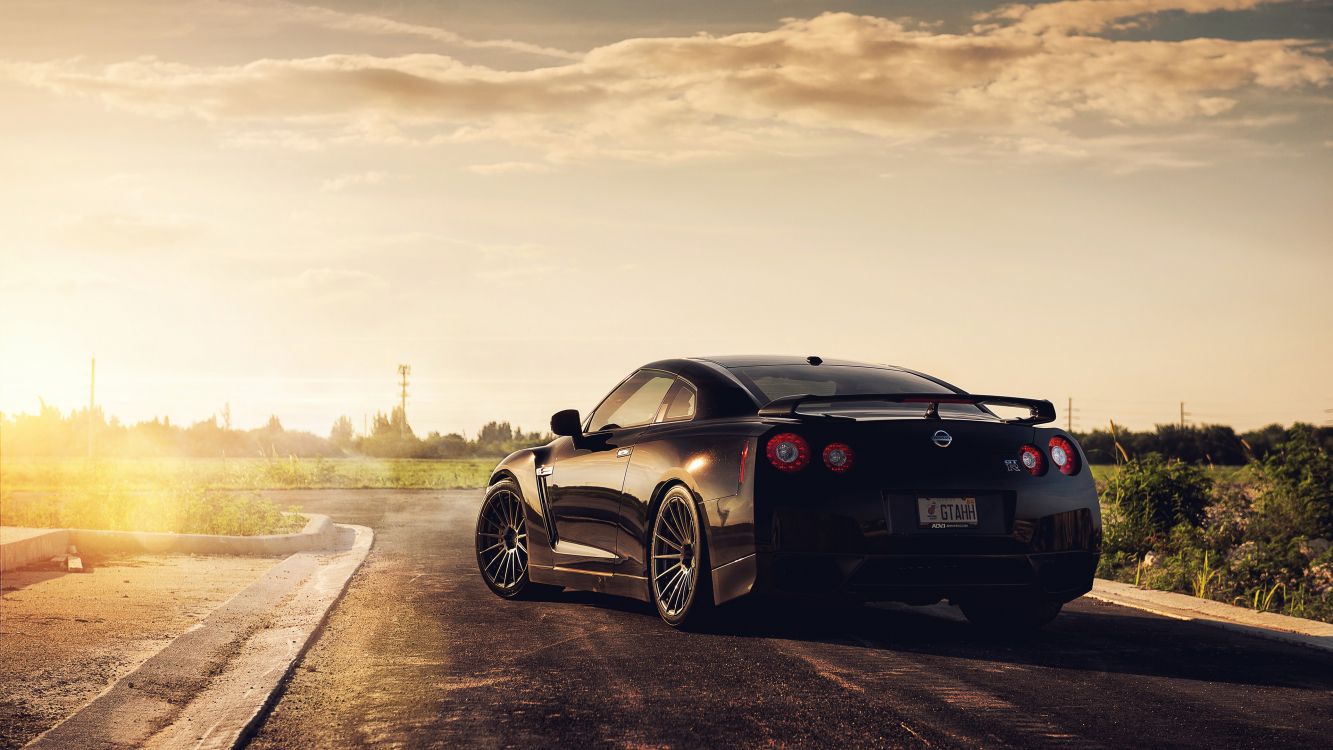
[1019,444,1045,476]
[1049,436,1079,475]
[822,443,854,473]
[766,433,810,472]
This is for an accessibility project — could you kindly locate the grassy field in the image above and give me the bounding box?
[1,457,497,492]
[0,457,498,535]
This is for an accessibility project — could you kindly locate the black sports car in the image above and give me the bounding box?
[475,356,1101,629]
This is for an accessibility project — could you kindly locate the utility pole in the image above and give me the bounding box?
[397,364,411,438]
[1067,397,1073,432]
[1179,401,1185,428]
[87,357,96,459]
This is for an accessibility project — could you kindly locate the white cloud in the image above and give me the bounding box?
[2,8,1328,166]
[319,170,390,192]
[976,0,1276,34]
[465,161,553,175]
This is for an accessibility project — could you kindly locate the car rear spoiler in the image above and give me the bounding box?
[757,392,1058,425]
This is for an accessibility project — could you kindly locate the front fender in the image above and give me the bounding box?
[489,448,556,568]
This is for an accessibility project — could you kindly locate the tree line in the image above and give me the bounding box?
[3,399,1328,463]
[0,401,549,459]
[1072,422,1333,466]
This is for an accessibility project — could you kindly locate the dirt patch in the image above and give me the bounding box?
[0,554,281,749]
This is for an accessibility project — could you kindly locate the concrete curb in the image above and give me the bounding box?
[0,528,70,573]
[1,515,336,572]
[23,523,374,750]
[1087,578,1333,653]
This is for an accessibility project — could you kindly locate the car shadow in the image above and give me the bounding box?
[542,590,1333,690]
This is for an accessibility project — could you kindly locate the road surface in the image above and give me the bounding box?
[246,490,1333,749]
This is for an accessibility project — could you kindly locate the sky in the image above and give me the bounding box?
[0,0,1330,437]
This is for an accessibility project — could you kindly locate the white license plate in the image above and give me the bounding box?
[917,497,978,528]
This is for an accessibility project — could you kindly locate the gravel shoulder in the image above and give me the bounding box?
[0,554,282,749]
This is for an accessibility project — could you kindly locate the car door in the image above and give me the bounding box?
[544,370,676,572]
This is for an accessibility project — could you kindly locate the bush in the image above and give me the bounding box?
[1102,453,1213,556]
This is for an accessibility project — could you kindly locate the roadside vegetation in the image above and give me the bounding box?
[0,484,305,536]
[0,458,494,535]
[1095,424,1333,623]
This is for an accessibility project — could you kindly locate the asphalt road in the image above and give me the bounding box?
[246,490,1333,750]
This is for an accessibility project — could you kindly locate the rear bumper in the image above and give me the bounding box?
[712,550,1096,606]
[768,550,1094,602]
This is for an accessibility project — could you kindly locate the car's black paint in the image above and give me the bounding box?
[484,356,1101,618]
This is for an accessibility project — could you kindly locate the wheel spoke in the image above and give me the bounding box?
[673,502,693,545]
[654,532,682,552]
[479,541,504,554]
[660,567,685,606]
[655,562,682,581]
[663,505,686,543]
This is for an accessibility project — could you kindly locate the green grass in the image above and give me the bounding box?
[1,457,497,492]
[0,457,497,536]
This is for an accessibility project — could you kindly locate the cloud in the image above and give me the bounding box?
[319,170,389,192]
[3,9,1328,165]
[58,212,204,251]
[249,0,580,61]
[976,0,1277,34]
[465,161,553,175]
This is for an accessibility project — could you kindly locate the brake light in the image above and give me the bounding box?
[1019,444,1045,476]
[766,433,810,472]
[1049,436,1079,475]
[823,443,854,473]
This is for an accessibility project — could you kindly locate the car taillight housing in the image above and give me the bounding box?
[1019,444,1045,476]
[766,433,810,472]
[1049,436,1079,475]
[822,443,854,473]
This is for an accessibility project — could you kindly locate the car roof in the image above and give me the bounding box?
[689,355,903,370]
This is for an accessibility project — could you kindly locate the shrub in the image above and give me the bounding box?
[1103,453,1213,556]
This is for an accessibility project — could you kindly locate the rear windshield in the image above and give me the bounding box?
[729,364,986,418]
[730,365,955,402]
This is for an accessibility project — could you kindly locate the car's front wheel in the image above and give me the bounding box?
[476,479,553,599]
[649,487,713,628]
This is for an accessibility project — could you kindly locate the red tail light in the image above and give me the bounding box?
[822,443,854,473]
[1049,436,1079,475]
[1019,444,1045,476]
[766,433,810,472]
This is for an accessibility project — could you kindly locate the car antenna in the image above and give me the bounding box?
[806,355,823,365]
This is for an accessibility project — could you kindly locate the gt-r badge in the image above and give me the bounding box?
[932,430,953,447]
[1005,459,1022,472]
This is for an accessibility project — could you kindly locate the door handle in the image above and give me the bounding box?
[616,447,633,458]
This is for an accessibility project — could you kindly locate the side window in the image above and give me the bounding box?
[661,381,697,422]
[588,371,676,431]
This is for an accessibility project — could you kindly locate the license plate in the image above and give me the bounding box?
[917,497,978,528]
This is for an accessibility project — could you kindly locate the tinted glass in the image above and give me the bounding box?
[730,365,954,401]
[588,371,676,431]
[662,382,697,422]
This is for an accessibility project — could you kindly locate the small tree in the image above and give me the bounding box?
[329,415,355,450]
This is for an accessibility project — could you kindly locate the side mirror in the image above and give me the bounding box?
[550,409,583,438]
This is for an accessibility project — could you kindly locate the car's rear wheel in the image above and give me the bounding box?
[960,597,1062,632]
[649,487,713,628]
[476,479,552,599]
